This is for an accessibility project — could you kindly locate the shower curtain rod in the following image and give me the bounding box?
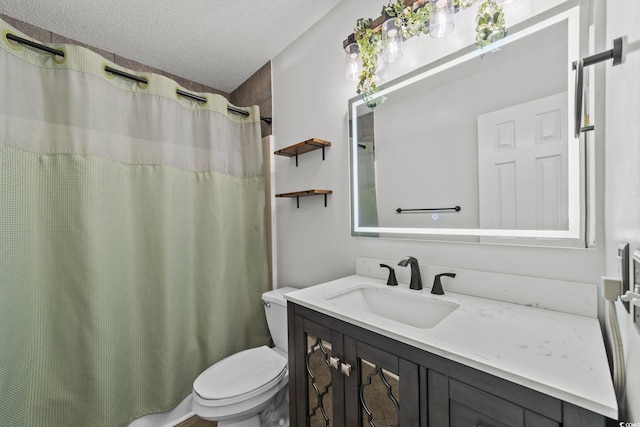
[7,33,273,126]
[104,67,275,125]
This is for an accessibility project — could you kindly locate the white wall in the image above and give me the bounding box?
[272,0,604,288]
[271,0,381,288]
[604,0,640,420]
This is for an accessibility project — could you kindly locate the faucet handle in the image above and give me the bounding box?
[380,264,398,286]
[432,273,456,295]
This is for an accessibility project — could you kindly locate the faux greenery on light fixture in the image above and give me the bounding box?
[353,0,506,107]
[475,0,507,47]
[354,18,383,107]
[382,0,432,40]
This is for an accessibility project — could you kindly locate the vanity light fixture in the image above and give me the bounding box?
[343,0,507,103]
[429,0,455,38]
[382,17,403,62]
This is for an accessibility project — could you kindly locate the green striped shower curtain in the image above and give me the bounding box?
[0,19,270,427]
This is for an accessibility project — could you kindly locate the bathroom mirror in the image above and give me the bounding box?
[349,5,593,246]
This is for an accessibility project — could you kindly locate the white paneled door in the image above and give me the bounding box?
[478,92,568,242]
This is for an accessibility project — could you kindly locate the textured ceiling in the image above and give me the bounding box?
[0,0,342,93]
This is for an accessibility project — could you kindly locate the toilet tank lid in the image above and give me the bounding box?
[262,287,298,306]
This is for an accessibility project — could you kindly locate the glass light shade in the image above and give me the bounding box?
[382,18,403,63]
[345,42,361,81]
[429,0,455,38]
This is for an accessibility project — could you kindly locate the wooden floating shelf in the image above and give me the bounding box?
[276,189,333,208]
[276,189,333,197]
[274,138,331,167]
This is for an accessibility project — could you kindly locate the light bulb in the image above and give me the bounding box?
[429,0,455,38]
[345,43,361,81]
[382,18,403,63]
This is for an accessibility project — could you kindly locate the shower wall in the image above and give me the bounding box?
[231,62,272,138]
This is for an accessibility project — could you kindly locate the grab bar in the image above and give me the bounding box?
[396,206,461,214]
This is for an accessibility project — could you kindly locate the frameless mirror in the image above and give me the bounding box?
[349,5,593,246]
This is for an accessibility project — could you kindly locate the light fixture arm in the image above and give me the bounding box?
[573,37,623,137]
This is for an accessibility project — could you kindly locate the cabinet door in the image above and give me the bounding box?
[343,338,420,427]
[291,315,345,427]
[450,378,525,427]
[428,371,559,427]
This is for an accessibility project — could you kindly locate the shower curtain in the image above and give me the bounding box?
[0,20,270,427]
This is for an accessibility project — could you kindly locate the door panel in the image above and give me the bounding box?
[478,92,569,245]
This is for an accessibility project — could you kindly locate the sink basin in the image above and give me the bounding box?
[326,285,459,329]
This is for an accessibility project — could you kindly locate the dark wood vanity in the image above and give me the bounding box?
[288,302,614,427]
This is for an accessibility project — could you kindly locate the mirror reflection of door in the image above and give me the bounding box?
[478,92,568,242]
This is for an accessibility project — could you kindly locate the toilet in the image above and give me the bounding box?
[191,287,296,427]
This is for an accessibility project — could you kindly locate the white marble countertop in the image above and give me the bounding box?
[285,275,617,419]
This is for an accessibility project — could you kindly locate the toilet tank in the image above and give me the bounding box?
[262,287,297,353]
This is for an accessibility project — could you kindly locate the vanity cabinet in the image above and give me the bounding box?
[289,306,419,427]
[288,302,612,427]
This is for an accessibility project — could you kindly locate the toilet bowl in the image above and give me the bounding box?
[191,287,296,427]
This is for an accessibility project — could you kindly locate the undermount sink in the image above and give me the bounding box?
[326,285,459,329]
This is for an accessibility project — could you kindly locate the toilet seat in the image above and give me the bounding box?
[193,346,287,407]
